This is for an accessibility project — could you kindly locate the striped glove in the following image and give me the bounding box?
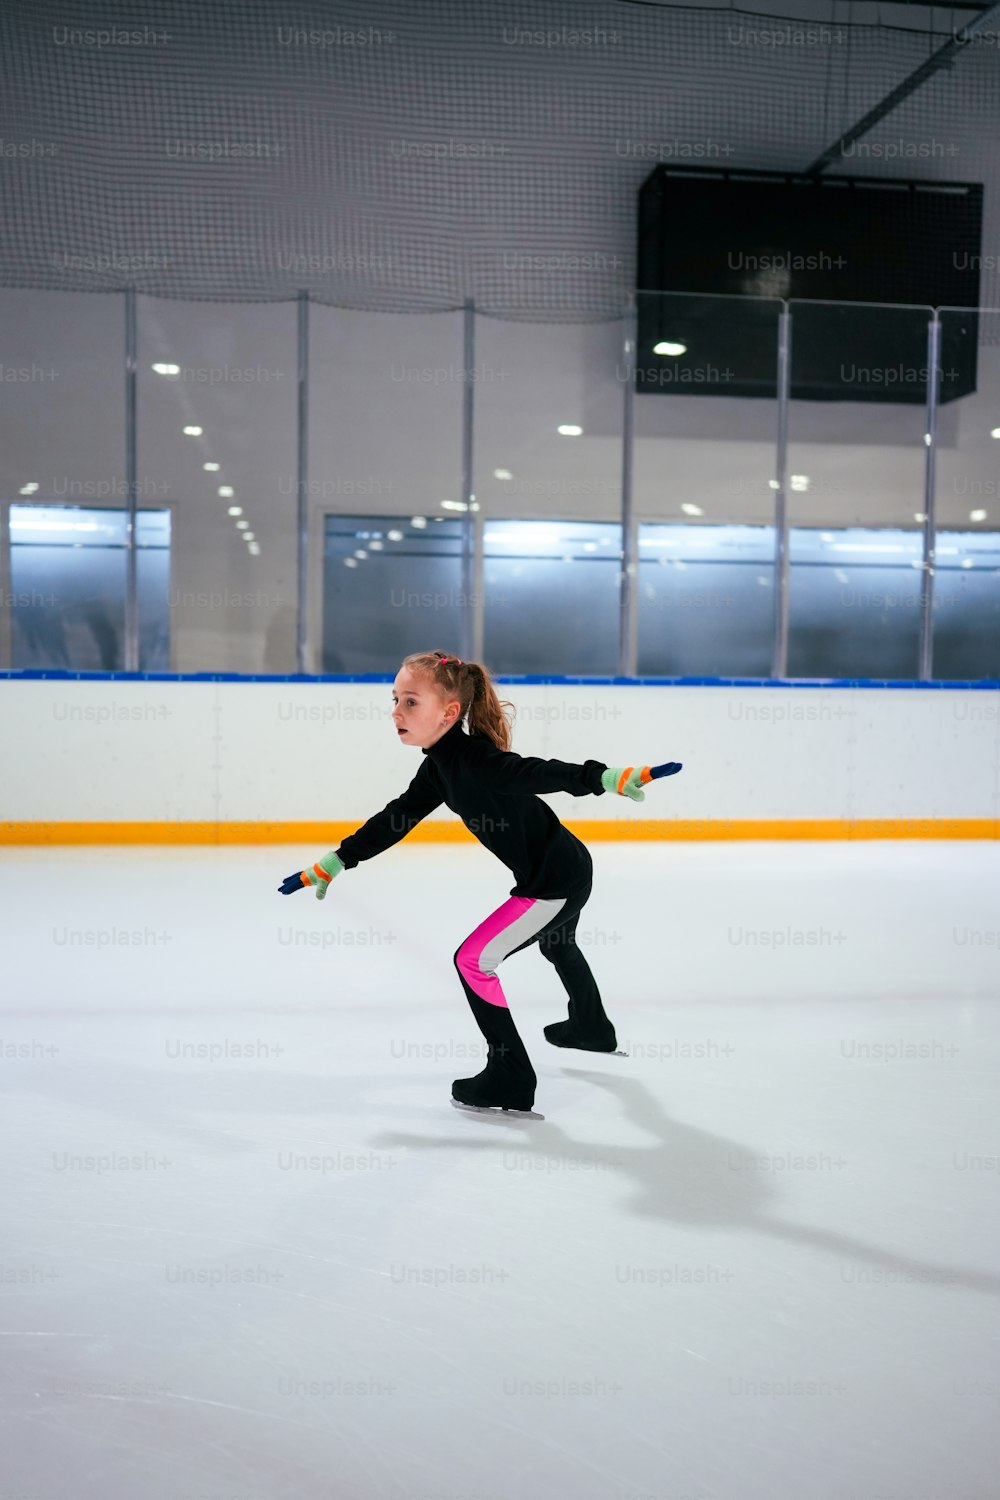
[601,763,682,802]
[278,850,345,900]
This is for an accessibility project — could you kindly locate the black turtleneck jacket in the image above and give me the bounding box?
[333,721,609,899]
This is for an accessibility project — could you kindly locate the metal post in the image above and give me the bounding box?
[124,288,138,672]
[471,498,484,665]
[770,307,792,678]
[296,289,309,675]
[0,498,11,669]
[619,294,638,678]
[461,298,477,665]
[919,314,941,681]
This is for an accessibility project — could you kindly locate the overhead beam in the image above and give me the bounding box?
[805,1,1000,174]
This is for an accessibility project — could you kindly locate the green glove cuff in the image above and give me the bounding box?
[601,766,646,801]
[304,850,345,901]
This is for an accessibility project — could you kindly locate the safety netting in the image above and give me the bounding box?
[0,0,997,318]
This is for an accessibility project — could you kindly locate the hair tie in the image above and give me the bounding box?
[438,653,462,666]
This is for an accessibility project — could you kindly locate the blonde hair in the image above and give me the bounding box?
[402,650,516,751]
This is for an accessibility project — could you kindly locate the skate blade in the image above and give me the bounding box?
[450,1099,545,1121]
[545,1040,629,1056]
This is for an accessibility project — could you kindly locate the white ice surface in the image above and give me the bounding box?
[2,841,999,1500]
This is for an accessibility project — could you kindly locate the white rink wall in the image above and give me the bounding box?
[2,679,998,826]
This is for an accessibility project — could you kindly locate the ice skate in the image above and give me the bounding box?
[451,1061,542,1119]
[543,1020,627,1055]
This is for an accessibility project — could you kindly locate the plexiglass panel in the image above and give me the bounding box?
[310,307,465,673]
[482,520,621,675]
[634,292,781,676]
[638,523,775,676]
[3,292,1000,682]
[474,316,624,673]
[934,308,1000,678]
[10,505,169,671]
[786,301,931,678]
[0,289,126,670]
[137,297,297,672]
[787,526,922,679]
[322,515,465,674]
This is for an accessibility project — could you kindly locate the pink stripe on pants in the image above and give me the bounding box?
[454,893,568,1008]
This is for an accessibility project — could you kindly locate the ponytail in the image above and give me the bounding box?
[402,650,516,751]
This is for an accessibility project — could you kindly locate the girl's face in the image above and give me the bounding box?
[391,671,461,750]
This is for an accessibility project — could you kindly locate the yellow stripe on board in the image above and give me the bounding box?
[0,818,996,844]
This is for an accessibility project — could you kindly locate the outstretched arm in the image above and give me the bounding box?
[278,759,444,897]
[475,739,684,801]
[333,758,445,868]
[473,739,608,798]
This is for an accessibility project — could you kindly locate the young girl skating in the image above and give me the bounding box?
[279,650,681,1117]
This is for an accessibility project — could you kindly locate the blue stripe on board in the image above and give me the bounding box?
[1,671,999,688]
